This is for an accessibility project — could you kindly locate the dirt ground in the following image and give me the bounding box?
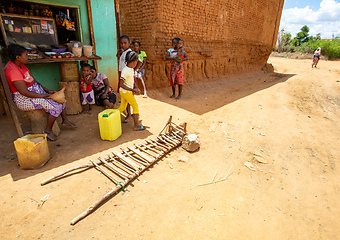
[0,56,339,239]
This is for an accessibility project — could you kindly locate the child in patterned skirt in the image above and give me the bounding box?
[80,63,95,114]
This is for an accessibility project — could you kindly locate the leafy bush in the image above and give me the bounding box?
[301,39,340,58]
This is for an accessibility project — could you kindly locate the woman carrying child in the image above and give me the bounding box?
[118,51,146,131]
[90,66,116,108]
[165,38,188,99]
[4,44,76,141]
[133,41,148,98]
[80,63,95,114]
[312,47,321,68]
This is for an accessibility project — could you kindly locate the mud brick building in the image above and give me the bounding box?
[119,0,284,88]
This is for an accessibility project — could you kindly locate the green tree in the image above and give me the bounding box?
[293,25,310,46]
[277,29,292,52]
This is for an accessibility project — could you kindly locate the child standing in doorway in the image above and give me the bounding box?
[133,41,148,98]
[116,35,142,122]
[118,51,146,131]
[80,63,95,114]
[165,38,188,99]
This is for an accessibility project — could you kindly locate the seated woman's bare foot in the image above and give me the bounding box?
[62,120,77,128]
[44,130,57,141]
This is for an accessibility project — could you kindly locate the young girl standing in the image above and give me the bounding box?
[165,38,188,99]
[116,35,142,122]
[80,63,95,114]
[133,41,148,98]
[118,51,145,131]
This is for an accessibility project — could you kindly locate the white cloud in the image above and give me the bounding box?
[280,0,340,39]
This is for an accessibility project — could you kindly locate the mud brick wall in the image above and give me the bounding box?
[119,0,284,88]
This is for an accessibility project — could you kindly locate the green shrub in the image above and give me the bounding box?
[301,39,340,58]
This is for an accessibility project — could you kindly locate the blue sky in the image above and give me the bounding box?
[279,0,340,39]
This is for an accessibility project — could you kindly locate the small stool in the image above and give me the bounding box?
[26,110,61,136]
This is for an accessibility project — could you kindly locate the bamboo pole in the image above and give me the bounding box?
[112,151,142,170]
[159,135,177,146]
[40,157,109,186]
[106,154,137,174]
[70,180,127,225]
[145,139,166,153]
[98,157,132,179]
[170,123,186,135]
[134,144,159,158]
[157,136,175,148]
[163,134,181,144]
[120,148,150,166]
[157,116,172,137]
[149,138,171,151]
[127,147,154,163]
[137,141,162,155]
[90,160,120,184]
[170,131,182,140]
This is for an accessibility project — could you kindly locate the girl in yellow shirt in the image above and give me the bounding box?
[118,51,146,131]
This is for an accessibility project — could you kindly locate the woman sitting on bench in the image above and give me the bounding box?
[4,44,76,141]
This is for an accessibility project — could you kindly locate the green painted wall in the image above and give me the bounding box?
[90,0,118,91]
[2,0,118,91]
[23,0,91,90]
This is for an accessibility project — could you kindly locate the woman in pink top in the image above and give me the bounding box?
[4,44,76,141]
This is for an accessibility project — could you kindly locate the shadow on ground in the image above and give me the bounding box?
[0,71,294,181]
[147,72,295,116]
[0,105,152,181]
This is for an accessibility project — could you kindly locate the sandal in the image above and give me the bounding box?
[62,120,77,128]
[133,125,146,131]
[122,116,133,123]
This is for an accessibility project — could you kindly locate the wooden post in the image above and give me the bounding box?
[58,82,82,115]
[0,55,23,137]
[86,0,98,70]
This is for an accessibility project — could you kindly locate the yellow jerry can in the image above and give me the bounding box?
[98,109,122,141]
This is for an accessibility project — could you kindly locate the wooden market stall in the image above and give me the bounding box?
[0,0,119,138]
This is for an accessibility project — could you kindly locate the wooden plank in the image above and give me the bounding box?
[27,55,102,64]
[86,0,98,70]
[0,55,23,137]
[0,83,11,116]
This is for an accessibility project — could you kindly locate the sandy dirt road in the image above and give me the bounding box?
[0,56,339,239]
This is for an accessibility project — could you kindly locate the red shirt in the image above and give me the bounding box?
[80,75,93,92]
[4,61,34,93]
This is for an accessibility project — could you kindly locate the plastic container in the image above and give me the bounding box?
[14,134,50,170]
[83,45,93,56]
[72,47,82,56]
[98,109,122,141]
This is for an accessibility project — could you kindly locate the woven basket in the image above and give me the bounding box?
[47,87,67,104]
